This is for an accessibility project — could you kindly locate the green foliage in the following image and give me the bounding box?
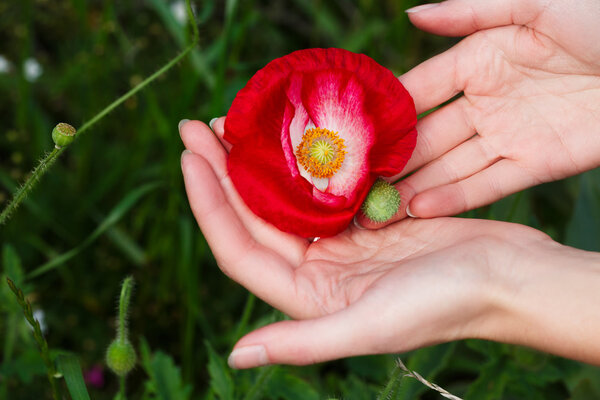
[139,338,193,400]
[0,0,599,399]
[56,354,92,400]
[205,341,235,400]
[265,368,319,400]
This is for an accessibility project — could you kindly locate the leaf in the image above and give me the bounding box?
[27,182,161,279]
[341,374,380,400]
[570,379,600,400]
[464,357,509,400]
[56,354,91,400]
[150,351,192,400]
[345,355,395,381]
[205,341,234,400]
[566,364,600,396]
[243,366,277,400]
[137,337,192,400]
[0,348,46,383]
[266,368,319,400]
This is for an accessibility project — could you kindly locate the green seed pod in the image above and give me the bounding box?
[52,123,76,148]
[106,339,137,376]
[361,179,401,223]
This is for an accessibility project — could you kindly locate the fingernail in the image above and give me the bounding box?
[178,119,190,134]
[405,3,440,13]
[406,204,418,218]
[228,345,269,369]
[209,117,218,130]
[353,215,365,230]
[181,149,193,163]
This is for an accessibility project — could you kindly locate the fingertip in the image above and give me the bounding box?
[211,116,226,135]
[405,3,441,14]
[227,344,269,369]
[180,149,193,166]
[405,204,418,218]
[180,119,211,145]
[410,186,463,218]
[178,119,190,135]
[352,215,366,230]
[209,117,219,130]
[180,151,207,183]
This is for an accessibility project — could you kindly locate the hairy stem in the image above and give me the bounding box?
[0,148,62,225]
[0,0,199,226]
[118,276,134,344]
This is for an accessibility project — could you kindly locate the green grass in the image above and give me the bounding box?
[1,0,599,399]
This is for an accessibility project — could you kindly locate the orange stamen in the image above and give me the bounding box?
[295,127,346,179]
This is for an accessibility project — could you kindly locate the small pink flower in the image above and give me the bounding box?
[84,364,105,388]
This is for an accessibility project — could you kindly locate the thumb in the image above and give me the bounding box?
[406,0,542,37]
[227,304,386,369]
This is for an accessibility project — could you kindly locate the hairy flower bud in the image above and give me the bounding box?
[52,123,76,148]
[106,339,136,376]
[361,179,401,223]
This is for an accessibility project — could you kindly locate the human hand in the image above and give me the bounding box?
[358,0,600,227]
[180,119,600,368]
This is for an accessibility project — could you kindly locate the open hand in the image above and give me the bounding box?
[180,119,600,368]
[358,0,600,227]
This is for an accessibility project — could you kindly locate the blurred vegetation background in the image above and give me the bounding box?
[1,0,599,399]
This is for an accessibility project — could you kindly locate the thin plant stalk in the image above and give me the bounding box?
[396,358,463,400]
[6,278,61,400]
[117,276,134,344]
[0,0,199,226]
[120,376,126,400]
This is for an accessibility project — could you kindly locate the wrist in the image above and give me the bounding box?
[481,238,600,364]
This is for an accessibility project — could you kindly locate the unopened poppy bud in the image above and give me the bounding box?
[106,339,136,376]
[52,123,76,148]
[361,179,401,223]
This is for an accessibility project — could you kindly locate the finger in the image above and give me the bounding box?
[408,159,539,217]
[181,152,299,309]
[359,137,500,228]
[406,0,541,37]
[397,96,476,176]
[398,47,463,114]
[399,0,543,114]
[180,120,309,261]
[357,99,480,228]
[209,116,231,151]
[180,120,228,175]
[397,135,500,204]
[228,300,390,368]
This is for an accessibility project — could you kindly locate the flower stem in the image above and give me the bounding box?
[119,376,126,400]
[117,276,134,344]
[0,147,63,225]
[6,278,62,400]
[0,0,200,227]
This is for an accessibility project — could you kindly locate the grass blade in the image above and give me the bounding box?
[27,182,161,279]
[56,354,91,400]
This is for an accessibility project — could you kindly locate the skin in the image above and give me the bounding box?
[355,0,600,227]
[180,0,600,368]
[180,120,600,368]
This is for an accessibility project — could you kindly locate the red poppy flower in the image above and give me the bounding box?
[224,48,417,238]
